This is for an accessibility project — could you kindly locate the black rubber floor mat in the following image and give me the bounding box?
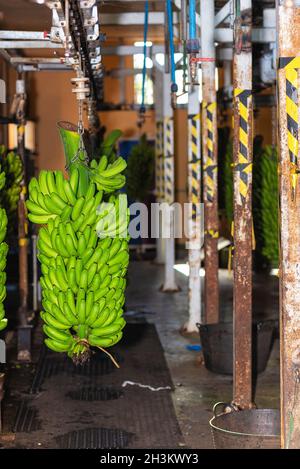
[13,400,41,433]
[8,323,183,448]
[66,386,123,401]
[55,427,133,449]
[30,346,123,394]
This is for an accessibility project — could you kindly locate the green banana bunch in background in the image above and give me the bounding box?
[27,126,130,364]
[90,155,127,193]
[255,145,279,267]
[0,164,8,331]
[0,145,23,237]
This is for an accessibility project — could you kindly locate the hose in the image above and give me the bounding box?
[166,0,178,92]
[140,0,149,114]
[189,0,196,40]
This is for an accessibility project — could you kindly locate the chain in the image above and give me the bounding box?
[65,98,89,171]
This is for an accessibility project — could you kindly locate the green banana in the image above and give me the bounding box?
[27,152,129,363]
[45,338,73,353]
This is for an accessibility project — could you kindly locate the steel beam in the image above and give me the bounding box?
[0,41,63,49]
[215,27,276,43]
[276,0,300,449]
[214,0,233,26]
[0,31,48,40]
[100,12,179,25]
[201,0,219,324]
[232,0,254,409]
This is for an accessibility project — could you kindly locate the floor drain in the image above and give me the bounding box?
[66,386,123,401]
[55,427,133,449]
[13,400,41,433]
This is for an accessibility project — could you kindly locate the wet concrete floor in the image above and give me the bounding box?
[126,261,279,449]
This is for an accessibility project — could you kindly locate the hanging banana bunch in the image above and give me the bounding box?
[26,144,130,364]
[0,164,8,332]
[0,145,23,236]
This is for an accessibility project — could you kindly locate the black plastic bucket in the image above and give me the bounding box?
[198,320,275,375]
[209,404,280,449]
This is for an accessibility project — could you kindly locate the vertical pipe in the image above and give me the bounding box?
[141,0,149,112]
[16,79,28,328]
[200,0,219,324]
[232,0,254,409]
[181,0,188,41]
[153,65,165,264]
[185,86,202,332]
[223,60,232,89]
[276,0,300,449]
[155,120,165,264]
[189,0,196,40]
[162,72,178,292]
[164,1,170,75]
[166,0,176,87]
[162,113,178,291]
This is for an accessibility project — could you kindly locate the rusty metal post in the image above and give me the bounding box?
[276,0,300,449]
[16,78,31,362]
[200,0,219,324]
[232,0,254,409]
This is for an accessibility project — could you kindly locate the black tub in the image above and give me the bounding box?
[198,320,275,375]
[209,405,280,449]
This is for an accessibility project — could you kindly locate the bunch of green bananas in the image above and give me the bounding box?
[0,165,8,332]
[27,166,130,364]
[259,146,279,266]
[90,155,127,193]
[0,146,23,236]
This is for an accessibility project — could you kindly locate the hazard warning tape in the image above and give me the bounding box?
[279,57,300,200]
[203,101,217,204]
[234,88,252,205]
[163,117,174,205]
[155,121,164,201]
[188,113,201,221]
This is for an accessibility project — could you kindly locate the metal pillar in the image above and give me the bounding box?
[15,78,31,362]
[232,0,254,409]
[154,65,165,264]
[162,72,178,292]
[200,0,219,324]
[154,120,165,264]
[184,86,202,332]
[276,0,300,449]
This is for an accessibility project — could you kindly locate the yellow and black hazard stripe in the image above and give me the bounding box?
[188,113,201,220]
[204,229,219,239]
[234,88,252,205]
[203,102,217,204]
[279,57,300,200]
[155,121,164,200]
[164,117,174,204]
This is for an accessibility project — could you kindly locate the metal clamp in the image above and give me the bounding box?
[212,401,234,418]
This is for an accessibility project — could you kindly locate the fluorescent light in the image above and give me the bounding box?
[174,264,205,277]
[270,268,279,276]
[134,41,153,47]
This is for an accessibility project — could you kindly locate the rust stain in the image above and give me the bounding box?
[278,2,300,449]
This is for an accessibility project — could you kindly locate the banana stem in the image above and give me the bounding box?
[96,346,120,369]
[57,121,90,196]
